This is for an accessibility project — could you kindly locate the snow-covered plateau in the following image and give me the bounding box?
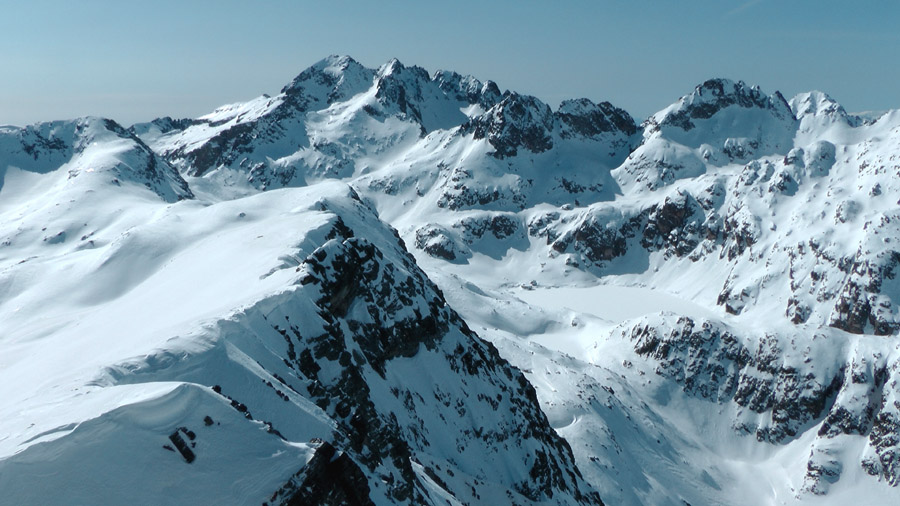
[2,55,899,505]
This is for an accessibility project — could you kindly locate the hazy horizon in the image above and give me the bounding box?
[2,0,898,127]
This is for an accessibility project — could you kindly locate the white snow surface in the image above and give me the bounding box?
[0,175,343,503]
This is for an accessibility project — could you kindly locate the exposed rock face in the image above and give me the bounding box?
[12,51,900,506]
[267,441,374,506]
[434,165,530,211]
[131,60,900,350]
[113,59,900,501]
[626,316,842,442]
[829,250,900,335]
[433,70,502,109]
[374,60,432,127]
[161,191,599,505]
[532,191,707,269]
[545,208,635,265]
[1,182,604,505]
[525,114,899,341]
[415,224,469,262]
[278,204,602,504]
[865,408,900,485]
[149,56,512,183]
[99,119,195,200]
[154,56,377,178]
[4,122,73,167]
[281,55,375,110]
[128,116,200,137]
[657,78,795,132]
[462,92,555,159]
[460,94,638,160]
[557,98,638,140]
[454,213,522,244]
[640,192,704,257]
[619,313,900,492]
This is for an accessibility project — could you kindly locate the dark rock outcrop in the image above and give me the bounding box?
[462,93,555,158]
[557,98,637,140]
[267,441,374,506]
[627,317,843,442]
[261,197,604,505]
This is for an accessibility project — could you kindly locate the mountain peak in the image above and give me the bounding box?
[431,70,502,108]
[8,55,900,506]
[789,90,849,120]
[557,98,638,138]
[655,78,794,131]
[308,54,358,71]
[375,58,431,84]
[378,57,404,76]
[461,92,554,158]
[0,116,192,201]
[283,55,351,90]
[279,55,374,110]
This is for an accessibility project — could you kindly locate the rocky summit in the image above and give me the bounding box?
[2,55,900,505]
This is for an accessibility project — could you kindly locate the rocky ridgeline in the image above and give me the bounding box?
[531,156,900,335]
[148,56,507,184]
[652,78,795,133]
[281,216,602,504]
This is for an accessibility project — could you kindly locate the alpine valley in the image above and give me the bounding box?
[2,55,899,505]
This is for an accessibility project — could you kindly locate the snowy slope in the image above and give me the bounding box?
[0,131,601,503]
[4,55,900,505]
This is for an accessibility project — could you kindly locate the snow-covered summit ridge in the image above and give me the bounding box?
[134,55,640,184]
[124,56,900,341]
[617,79,798,192]
[0,116,192,202]
[280,54,376,109]
[651,78,794,130]
[790,90,850,121]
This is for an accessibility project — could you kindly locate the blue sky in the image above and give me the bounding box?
[1,0,897,126]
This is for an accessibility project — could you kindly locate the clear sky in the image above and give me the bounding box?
[1,0,898,126]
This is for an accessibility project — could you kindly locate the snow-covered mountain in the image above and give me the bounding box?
[3,55,900,505]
